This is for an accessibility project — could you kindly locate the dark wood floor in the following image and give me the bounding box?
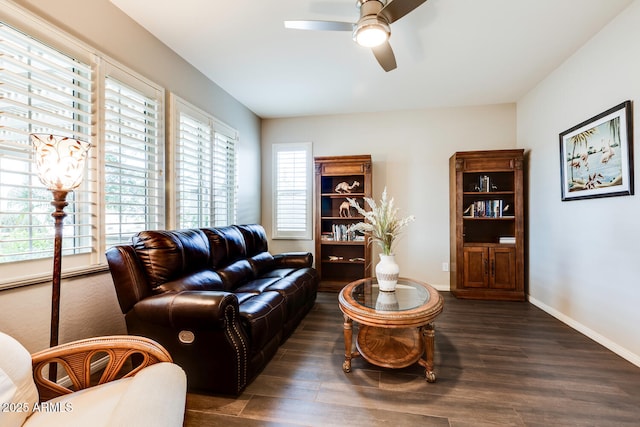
[184,291,640,426]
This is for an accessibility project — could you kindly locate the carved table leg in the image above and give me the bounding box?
[342,314,354,373]
[419,323,436,382]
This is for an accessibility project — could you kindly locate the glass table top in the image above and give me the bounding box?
[350,278,431,312]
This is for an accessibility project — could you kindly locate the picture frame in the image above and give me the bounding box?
[559,100,634,201]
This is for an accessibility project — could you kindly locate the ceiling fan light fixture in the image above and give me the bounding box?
[353,19,390,47]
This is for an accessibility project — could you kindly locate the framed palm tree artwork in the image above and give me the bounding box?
[559,100,634,201]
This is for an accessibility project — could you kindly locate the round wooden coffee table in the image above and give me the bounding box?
[338,277,444,382]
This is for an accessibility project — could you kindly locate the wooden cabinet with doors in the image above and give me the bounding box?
[463,245,516,290]
[315,155,372,292]
[449,149,525,300]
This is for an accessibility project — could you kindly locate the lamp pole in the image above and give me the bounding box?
[49,190,69,350]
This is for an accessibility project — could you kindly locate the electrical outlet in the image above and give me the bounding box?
[442,262,449,272]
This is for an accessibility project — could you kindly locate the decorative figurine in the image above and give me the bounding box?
[339,201,351,217]
[335,180,360,193]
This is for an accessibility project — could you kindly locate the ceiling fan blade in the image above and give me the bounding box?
[379,0,428,24]
[284,20,354,31]
[371,41,397,72]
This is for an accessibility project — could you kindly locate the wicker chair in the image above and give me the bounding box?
[1,332,186,427]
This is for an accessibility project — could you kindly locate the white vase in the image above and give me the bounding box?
[376,254,399,292]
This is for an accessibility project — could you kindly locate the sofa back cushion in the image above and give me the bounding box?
[217,259,255,291]
[132,229,211,290]
[154,270,224,294]
[232,225,275,276]
[201,226,247,268]
[235,224,269,256]
[247,252,276,277]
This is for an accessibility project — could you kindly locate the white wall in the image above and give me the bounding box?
[0,275,126,352]
[262,105,516,290]
[0,0,262,353]
[517,1,640,365]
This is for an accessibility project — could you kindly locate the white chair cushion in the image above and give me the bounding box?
[0,332,39,427]
[23,362,186,427]
[108,362,186,427]
[23,378,131,427]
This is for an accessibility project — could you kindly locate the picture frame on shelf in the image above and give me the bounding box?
[559,100,634,201]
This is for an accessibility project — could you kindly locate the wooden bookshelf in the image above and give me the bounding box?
[315,155,372,292]
[449,149,526,300]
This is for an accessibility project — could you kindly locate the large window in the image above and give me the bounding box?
[272,142,312,239]
[0,21,95,284]
[171,96,237,229]
[0,7,167,287]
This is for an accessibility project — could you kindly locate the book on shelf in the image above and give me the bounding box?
[463,200,511,218]
[499,236,516,244]
[328,223,365,242]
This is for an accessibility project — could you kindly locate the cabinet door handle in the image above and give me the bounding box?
[484,258,488,275]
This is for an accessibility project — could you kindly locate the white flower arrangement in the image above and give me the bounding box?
[347,187,415,255]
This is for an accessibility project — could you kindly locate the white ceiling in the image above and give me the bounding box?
[110,0,632,119]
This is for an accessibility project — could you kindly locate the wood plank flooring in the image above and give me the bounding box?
[184,291,640,426]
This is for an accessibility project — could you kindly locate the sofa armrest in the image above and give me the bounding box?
[131,290,239,330]
[273,252,313,268]
[31,335,173,402]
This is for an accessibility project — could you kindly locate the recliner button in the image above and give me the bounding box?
[178,330,195,344]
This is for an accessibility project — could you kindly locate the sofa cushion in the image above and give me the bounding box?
[259,267,298,279]
[154,270,224,293]
[235,224,269,256]
[247,252,276,277]
[201,226,247,268]
[264,268,317,318]
[237,292,286,357]
[0,333,39,427]
[132,229,210,290]
[217,259,254,291]
[235,277,281,294]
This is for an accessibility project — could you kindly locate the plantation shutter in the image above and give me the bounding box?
[0,22,94,265]
[273,142,312,239]
[212,129,237,226]
[175,111,213,228]
[173,96,237,229]
[103,72,164,246]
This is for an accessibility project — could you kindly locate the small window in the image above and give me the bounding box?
[103,67,165,246]
[272,142,312,239]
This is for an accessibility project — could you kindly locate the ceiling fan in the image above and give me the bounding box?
[285,0,428,72]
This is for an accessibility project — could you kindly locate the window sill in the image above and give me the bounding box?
[0,265,110,291]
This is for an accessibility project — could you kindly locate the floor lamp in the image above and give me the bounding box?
[31,134,91,381]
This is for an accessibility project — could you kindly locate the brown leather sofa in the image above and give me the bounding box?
[105,224,318,395]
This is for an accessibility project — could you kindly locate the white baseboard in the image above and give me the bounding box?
[528,295,640,368]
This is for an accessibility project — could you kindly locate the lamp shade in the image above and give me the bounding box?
[31,134,91,192]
